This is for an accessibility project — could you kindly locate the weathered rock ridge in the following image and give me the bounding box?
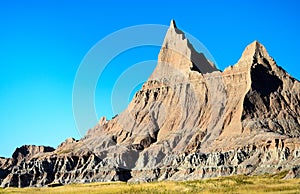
[1,20,300,187]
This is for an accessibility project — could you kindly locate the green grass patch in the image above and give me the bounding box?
[1,173,300,194]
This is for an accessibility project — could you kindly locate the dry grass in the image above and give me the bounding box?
[1,173,300,194]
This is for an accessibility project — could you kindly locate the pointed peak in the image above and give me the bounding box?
[158,20,218,75]
[248,40,264,51]
[163,20,186,49]
[251,40,260,45]
[170,19,177,28]
[238,40,270,63]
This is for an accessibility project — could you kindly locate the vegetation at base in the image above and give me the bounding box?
[1,173,300,194]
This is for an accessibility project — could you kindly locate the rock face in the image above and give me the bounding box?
[1,20,300,187]
[12,145,55,165]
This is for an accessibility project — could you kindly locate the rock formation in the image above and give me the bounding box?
[1,20,300,187]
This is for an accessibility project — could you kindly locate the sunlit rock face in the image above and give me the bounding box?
[1,20,300,187]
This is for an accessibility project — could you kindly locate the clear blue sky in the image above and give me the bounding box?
[0,0,299,157]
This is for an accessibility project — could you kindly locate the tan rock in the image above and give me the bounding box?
[1,20,300,187]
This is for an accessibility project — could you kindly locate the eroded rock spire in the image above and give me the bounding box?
[155,19,217,79]
[237,40,271,66]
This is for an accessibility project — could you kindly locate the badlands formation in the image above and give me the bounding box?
[1,20,300,187]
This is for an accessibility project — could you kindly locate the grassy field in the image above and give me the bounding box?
[1,173,300,194]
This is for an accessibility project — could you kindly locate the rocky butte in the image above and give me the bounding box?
[1,20,300,187]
